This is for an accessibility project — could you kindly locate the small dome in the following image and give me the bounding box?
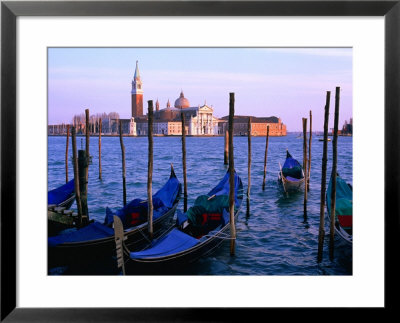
[174,91,190,108]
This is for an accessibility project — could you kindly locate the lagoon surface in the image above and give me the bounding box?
[48,133,352,275]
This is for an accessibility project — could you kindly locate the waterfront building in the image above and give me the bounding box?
[136,91,219,136]
[109,118,136,135]
[218,115,287,136]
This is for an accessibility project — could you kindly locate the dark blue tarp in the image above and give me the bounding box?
[207,170,241,208]
[49,173,181,247]
[48,179,74,205]
[154,176,180,208]
[129,172,242,260]
[282,151,303,179]
[48,222,114,247]
[129,228,199,259]
[104,175,181,227]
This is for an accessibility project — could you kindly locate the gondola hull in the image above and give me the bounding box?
[57,194,75,209]
[278,150,305,193]
[48,201,179,268]
[118,171,244,274]
[327,215,352,246]
[326,174,353,246]
[48,167,181,269]
[125,209,240,274]
[48,180,76,235]
[278,171,304,192]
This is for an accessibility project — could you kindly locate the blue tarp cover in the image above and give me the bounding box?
[176,209,188,226]
[282,151,303,179]
[48,222,114,247]
[129,228,199,259]
[207,170,241,208]
[49,173,181,247]
[154,176,180,208]
[48,179,74,205]
[129,172,242,260]
[104,175,180,227]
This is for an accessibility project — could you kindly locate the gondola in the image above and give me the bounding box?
[278,150,305,192]
[48,179,76,236]
[114,169,244,274]
[48,179,75,210]
[326,173,353,245]
[48,165,181,267]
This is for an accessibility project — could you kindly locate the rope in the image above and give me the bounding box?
[137,227,151,244]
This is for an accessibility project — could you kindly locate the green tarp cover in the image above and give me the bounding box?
[186,194,230,227]
[335,198,352,216]
[327,174,353,219]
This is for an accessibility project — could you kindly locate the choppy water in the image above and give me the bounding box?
[48,133,352,275]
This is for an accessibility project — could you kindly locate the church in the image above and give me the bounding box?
[49,61,287,136]
[130,61,218,136]
[124,61,286,137]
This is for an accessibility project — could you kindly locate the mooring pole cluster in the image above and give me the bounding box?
[329,87,340,260]
[302,118,308,220]
[317,86,340,262]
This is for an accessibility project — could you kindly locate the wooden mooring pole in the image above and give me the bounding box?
[99,118,102,180]
[262,125,270,190]
[308,110,312,191]
[181,111,188,212]
[119,120,126,206]
[317,91,331,262]
[71,127,83,226]
[65,124,70,183]
[247,117,251,198]
[147,100,154,239]
[85,109,90,208]
[85,108,90,158]
[302,118,308,219]
[224,129,229,165]
[246,117,251,216]
[78,149,89,225]
[329,87,340,260]
[229,93,236,256]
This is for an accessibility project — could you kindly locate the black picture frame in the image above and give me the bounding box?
[1,0,398,321]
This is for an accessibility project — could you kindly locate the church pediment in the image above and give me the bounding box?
[199,105,213,112]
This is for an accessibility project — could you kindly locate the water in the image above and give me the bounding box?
[48,133,352,275]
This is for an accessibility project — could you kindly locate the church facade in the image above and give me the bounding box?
[131,62,218,136]
[127,61,286,136]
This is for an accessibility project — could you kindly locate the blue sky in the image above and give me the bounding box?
[48,47,352,131]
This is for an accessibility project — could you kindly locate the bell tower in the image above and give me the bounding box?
[131,60,143,117]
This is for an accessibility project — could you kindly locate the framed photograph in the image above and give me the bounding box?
[1,0,398,320]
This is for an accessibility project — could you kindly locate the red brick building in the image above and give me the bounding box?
[218,115,287,136]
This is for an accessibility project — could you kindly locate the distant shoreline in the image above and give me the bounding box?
[47,134,288,137]
[47,133,353,137]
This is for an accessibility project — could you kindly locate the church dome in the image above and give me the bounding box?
[174,91,190,108]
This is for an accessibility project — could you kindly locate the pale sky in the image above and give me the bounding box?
[48,47,352,131]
